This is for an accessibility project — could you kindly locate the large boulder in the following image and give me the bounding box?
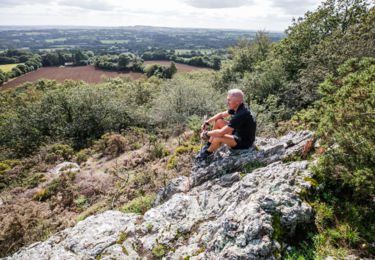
[5,131,316,260]
[155,130,313,205]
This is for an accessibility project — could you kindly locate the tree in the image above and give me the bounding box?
[118,54,130,71]
[16,64,28,74]
[212,56,221,70]
[0,70,5,85]
[168,61,177,77]
[42,53,59,66]
[273,0,371,113]
[11,67,22,77]
[73,49,88,65]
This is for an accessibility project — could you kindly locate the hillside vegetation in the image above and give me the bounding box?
[0,0,374,258]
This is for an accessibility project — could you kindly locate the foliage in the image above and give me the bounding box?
[167,143,200,170]
[294,57,375,257]
[94,133,127,158]
[0,78,148,157]
[213,31,274,92]
[76,202,107,222]
[43,144,74,164]
[301,57,375,199]
[152,244,165,257]
[120,195,155,215]
[151,71,225,127]
[118,53,131,71]
[150,142,170,159]
[144,62,177,79]
[274,0,372,113]
[241,161,264,176]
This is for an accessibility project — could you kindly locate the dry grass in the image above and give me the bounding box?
[0,128,197,257]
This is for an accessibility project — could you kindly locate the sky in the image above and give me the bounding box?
[0,0,322,32]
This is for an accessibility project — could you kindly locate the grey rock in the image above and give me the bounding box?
[154,176,189,207]
[5,211,138,260]
[190,130,313,188]
[47,161,80,179]
[6,131,316,260]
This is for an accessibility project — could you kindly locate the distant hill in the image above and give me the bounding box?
[0,25,284,54]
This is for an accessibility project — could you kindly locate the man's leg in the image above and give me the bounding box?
[207,134,237,152]
[209,119,229,143]
[195,119,234,161]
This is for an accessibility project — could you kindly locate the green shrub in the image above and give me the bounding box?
[151,143,170,158]
[309,58,375,199]
[44,144,74,163]
[151,71,224,127]
[94,133,127,157]
[121,195,155,215]
[152,244,165,257]
[167,143,200,170]
[75,148,92,164]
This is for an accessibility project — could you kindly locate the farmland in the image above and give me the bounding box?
[0,63,24,72]
[1,62,212,91]
[0,26,284,54]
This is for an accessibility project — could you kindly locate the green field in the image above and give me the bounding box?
[101,40,130,44]
[0,63,24,72]
[45,38,67,43]
[175,49,216,54]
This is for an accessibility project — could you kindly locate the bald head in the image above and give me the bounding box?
[228,89,244,103]
[226,89,244,111]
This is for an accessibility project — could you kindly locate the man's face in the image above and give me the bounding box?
[227,95,240,110]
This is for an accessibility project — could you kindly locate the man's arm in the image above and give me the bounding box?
[202,125,233,139]
[206,111,230,124]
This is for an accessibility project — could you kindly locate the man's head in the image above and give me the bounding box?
[227,89,244,110]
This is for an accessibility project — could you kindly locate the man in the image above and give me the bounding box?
[195,89,256,161]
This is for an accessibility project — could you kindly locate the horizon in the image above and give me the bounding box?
[0,24,285,33]
[0,0,322,32]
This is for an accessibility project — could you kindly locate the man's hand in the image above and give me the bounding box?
[201,121,209,131]
[200,131,209,139]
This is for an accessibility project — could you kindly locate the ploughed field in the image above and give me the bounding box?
[1,62,212,91]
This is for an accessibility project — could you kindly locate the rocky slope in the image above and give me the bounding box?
[5,131,316,260]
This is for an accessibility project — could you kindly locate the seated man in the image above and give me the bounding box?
[195,89,256,161]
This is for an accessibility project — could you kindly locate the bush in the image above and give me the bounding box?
[151,71,224,127]
[120,195,155,215]
[0,80,135,157]
[309,57,375,199]
[152,244,165,257]
[295,57,375,257]
[43,144,74,164]
[94,133,127,158]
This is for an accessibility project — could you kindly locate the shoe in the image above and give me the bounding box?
[202,142,211,152]
[194,150,212,162]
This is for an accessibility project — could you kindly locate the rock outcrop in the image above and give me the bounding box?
[5,131,316,260]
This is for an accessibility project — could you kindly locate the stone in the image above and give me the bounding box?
[6,131,316,260]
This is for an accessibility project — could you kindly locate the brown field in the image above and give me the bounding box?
[1,62,212,91]
[0,65,143,91]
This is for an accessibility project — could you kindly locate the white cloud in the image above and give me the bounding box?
[0,0,56,6]
[57,0,117,11]
[270,0,319,15]
[0,0,322,31]
[184,0,253,9]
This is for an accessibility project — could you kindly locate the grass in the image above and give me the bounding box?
[0,63,24,73]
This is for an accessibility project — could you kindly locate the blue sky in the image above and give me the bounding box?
[0,0,322,31]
